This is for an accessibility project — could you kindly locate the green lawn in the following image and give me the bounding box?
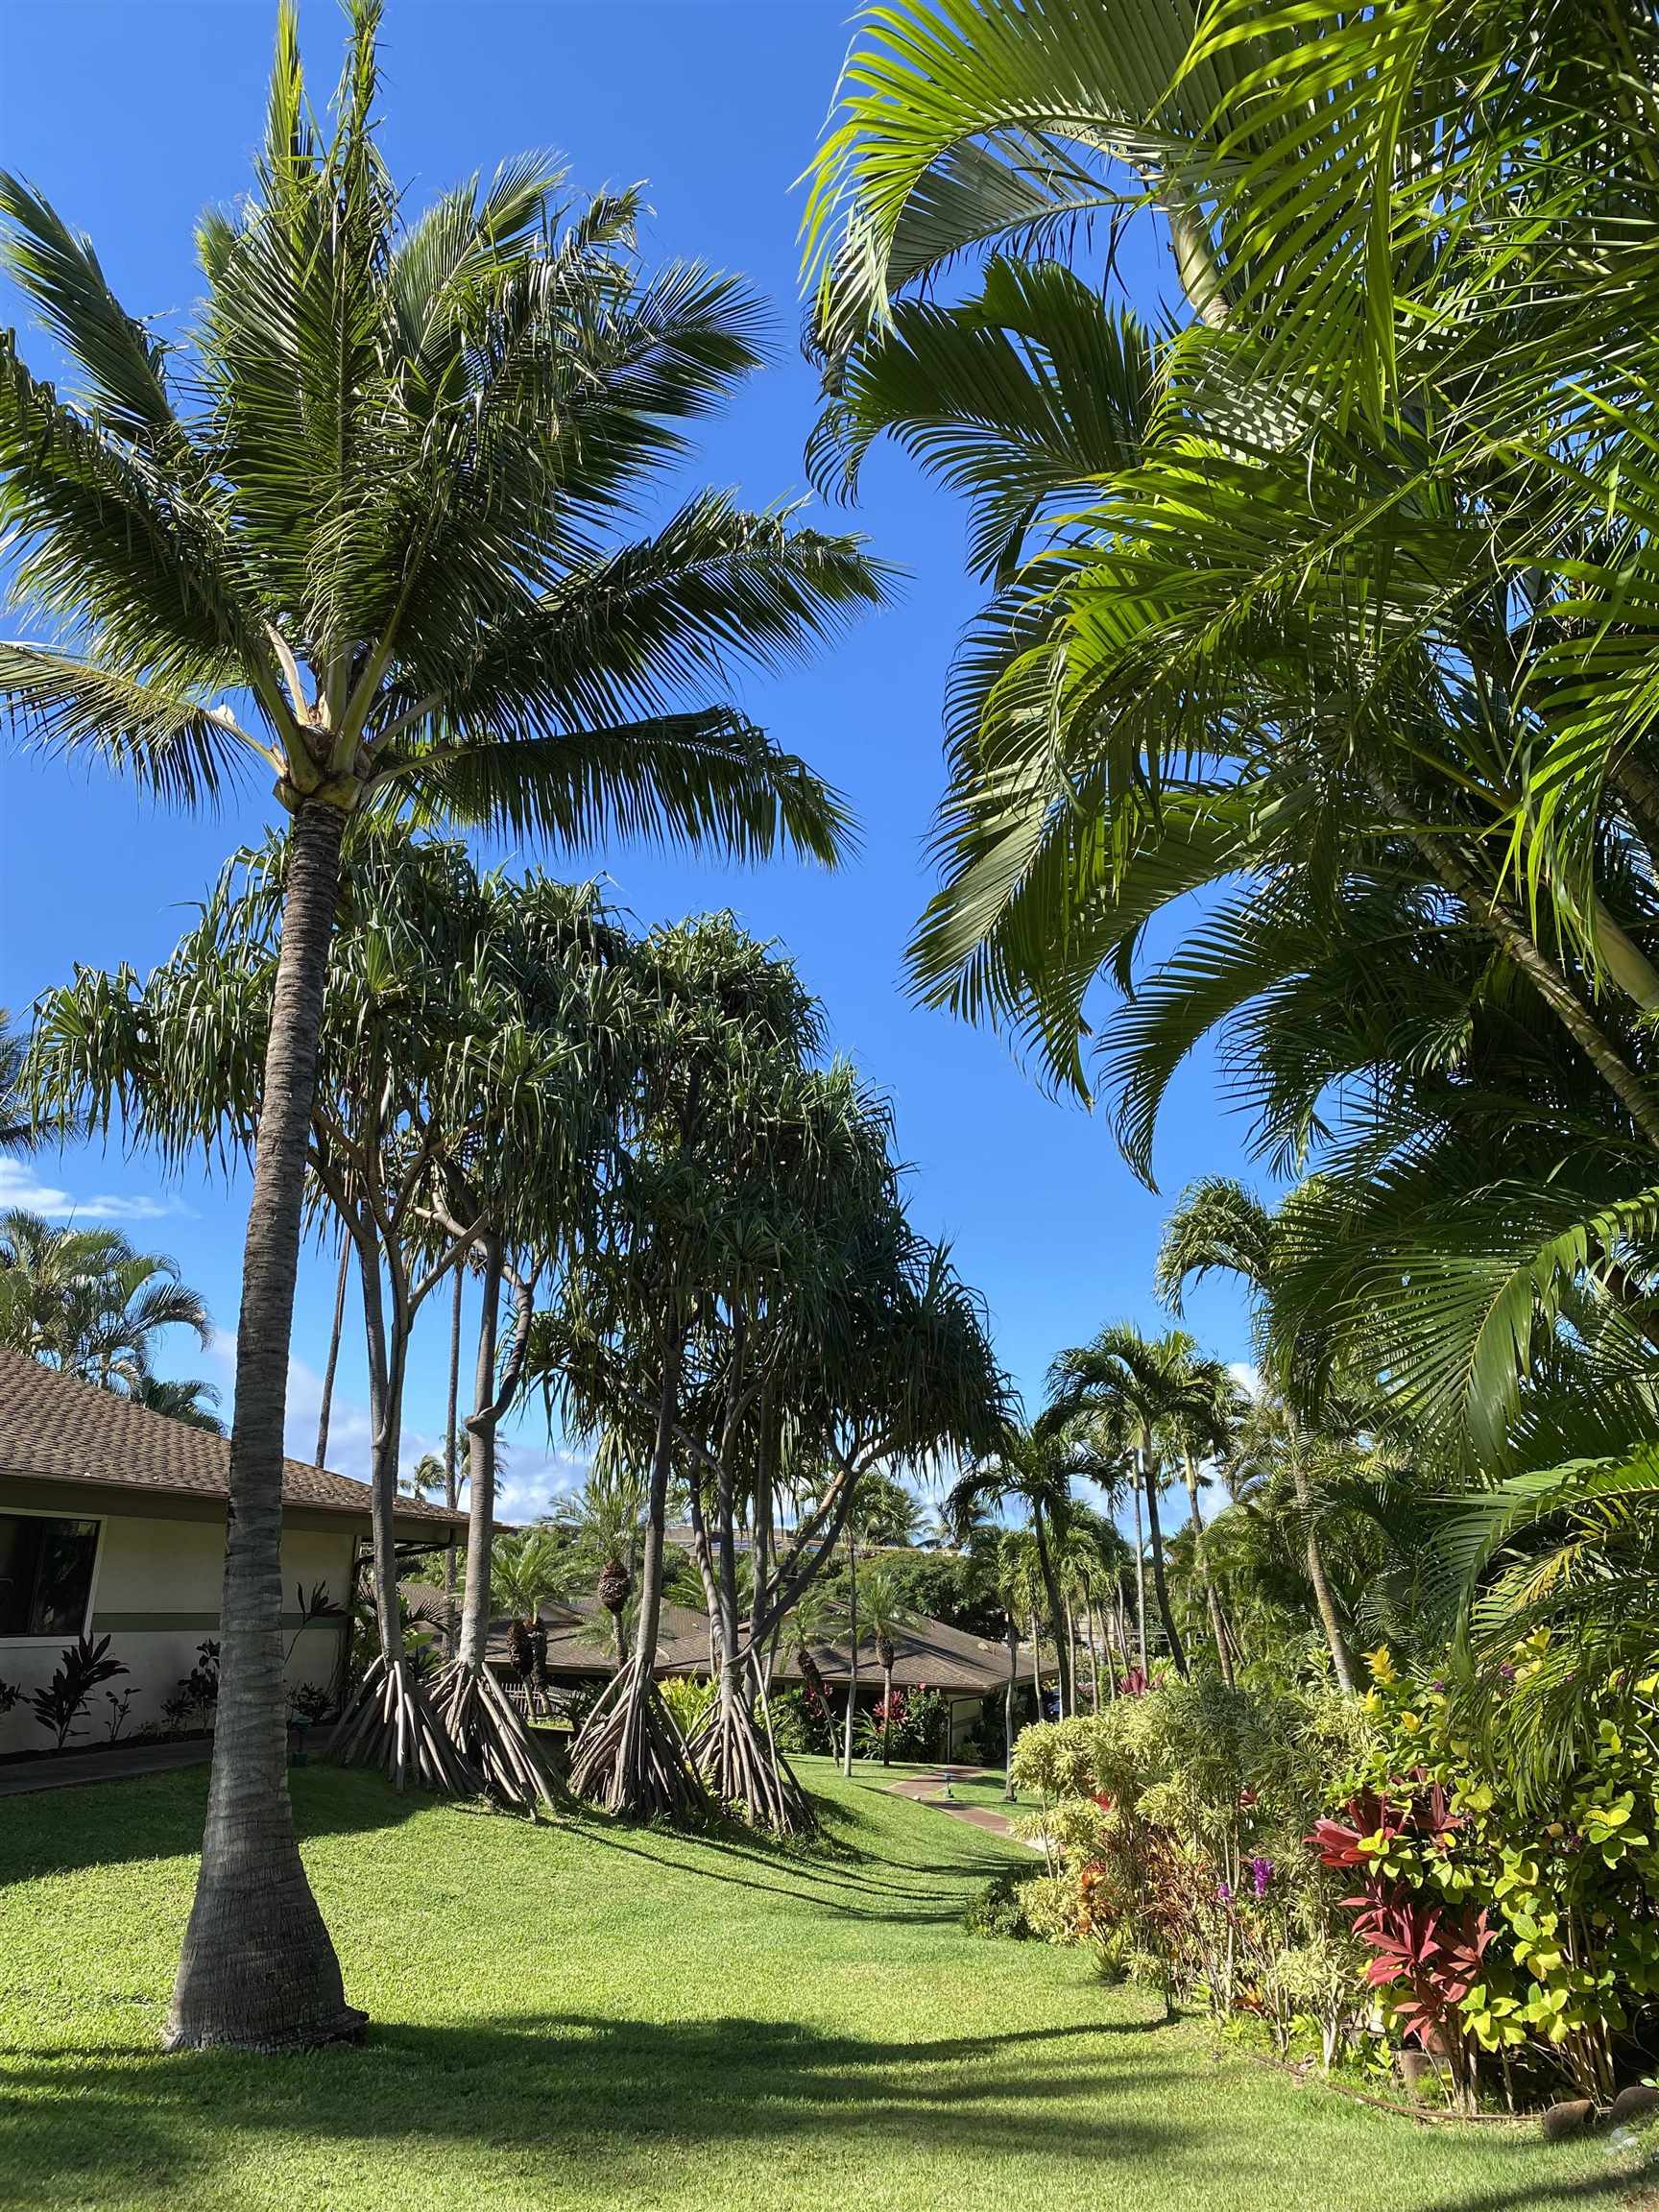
[0,1755,1630,2212]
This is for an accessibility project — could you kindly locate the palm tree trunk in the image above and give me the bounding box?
[457,1242,502,1674]
[1131,1485,1148,1675]
[443,1260,462,1658]
[1182,1450,1234,1688]
[314,1235,349,1469]
[1287,1432,1357,1693]
[1029,1502,1074,1713]
[1002,1619,1018,1799]
[1141,1443,1188,1677]
[840,1531,859,1778]
[167,799,357,2055]
[880,1657,894,1767]
[1083,1598,1101,1711]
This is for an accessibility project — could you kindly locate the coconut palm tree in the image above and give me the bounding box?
[1,4,882,2052]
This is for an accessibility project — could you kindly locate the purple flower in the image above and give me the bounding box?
[1499,1663,1517,1682]
[1214,1880,1233,1905]
[1249,1856,1275,1898]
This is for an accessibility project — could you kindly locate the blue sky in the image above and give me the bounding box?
[0,0,1261,1525]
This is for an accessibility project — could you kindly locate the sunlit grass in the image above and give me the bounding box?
[0,1756,1613,2211]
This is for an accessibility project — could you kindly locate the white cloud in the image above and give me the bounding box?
[204,1329,590,1518]
[1228,1359,1262,1399]
[0,1157,187,1224]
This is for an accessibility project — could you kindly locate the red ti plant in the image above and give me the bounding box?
[1349,1895,1492,2102]
[1308,1790,1402,1869]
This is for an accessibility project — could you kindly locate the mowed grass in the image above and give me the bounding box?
[0,1755,1628,2212]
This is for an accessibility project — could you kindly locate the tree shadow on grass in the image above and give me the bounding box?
[563,1816,992,1926]
[0,2010,1631,2212]
[0,1765,430,1889]
[0,2009,1185,2211]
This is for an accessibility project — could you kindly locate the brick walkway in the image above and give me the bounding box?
[885,1766,1022,1840]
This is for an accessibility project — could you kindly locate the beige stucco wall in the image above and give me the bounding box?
[0,1498,357,1759]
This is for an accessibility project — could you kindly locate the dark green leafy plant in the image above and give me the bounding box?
[30,1633,128,1751]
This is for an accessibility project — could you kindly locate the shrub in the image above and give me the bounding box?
[31,1635,129,1751]
[1311,1647,1659,2106]
[660,1675,715,1740]
[769,1684,836,1756]
[161,1639,220,1734]
[1006,1687,1376,2063]
[963,1864,1041,1939]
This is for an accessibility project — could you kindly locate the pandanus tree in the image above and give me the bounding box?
[0,1,878,2047]
[549,916,826,1821]
[547,1456,647,1670]
[33,829,593,1800]
[415,877,637,1809]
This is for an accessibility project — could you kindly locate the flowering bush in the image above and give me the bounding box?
[769,1683,837,1756]
[855,1684,949,1760]
[1009,1688,1373,2058]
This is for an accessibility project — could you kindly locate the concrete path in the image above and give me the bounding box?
[0,1736,216,1797]
[885,1766,1022,1840]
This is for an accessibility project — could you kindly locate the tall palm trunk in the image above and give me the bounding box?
[167,800,357,2054]
[443,1261,463,1657]
[456,1243,502,1676]
[1029,1609,1045,1708]
[879,1647,895,1767]
[1287,1420,1356,1692]
[1029,1501,1074,1712]
[1002,1617,1018,1799]
[1139,1440,1188,1678]
[1182,1448,1234,1688]
[1082,1596,1101,1710]
[1131,1483,1148,1675]
[840,1530,859,1778]
[314,1234,349,1469]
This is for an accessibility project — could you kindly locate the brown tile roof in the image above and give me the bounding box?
[0,1347,466,1528]
[411,1582,1019,1695]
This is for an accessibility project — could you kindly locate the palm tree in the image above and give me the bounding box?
[548,1460,645,1671]
[1156,1180,1359,1692]
[1045,1323,1236,1681]
[0,1213,212,1393]
[856,1556,921,1767]
[130,1375,226,1434]
[0,1010,39,1154]
[946,1427,1077,1711]
[990,1530,1035,1796]
[2,7,884,2048]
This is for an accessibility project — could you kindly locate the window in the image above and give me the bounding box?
[0,1515,100,1639]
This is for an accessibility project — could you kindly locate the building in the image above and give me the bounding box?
[467,1587,1023,1760]
[0,1348,463,1759]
